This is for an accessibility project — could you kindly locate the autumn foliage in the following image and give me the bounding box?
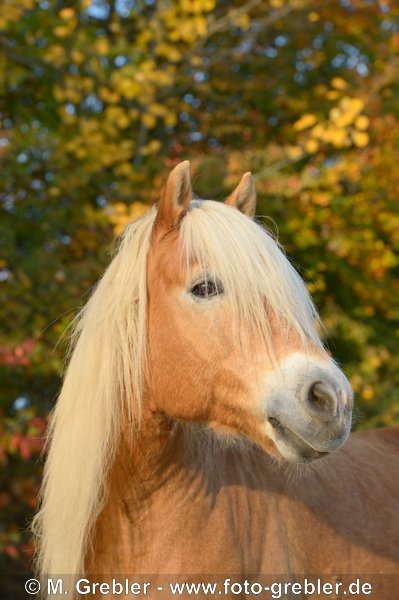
[1,0,399,591]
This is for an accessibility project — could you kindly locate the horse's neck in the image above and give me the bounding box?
[88,423,399,577]
[87,415,286,574]
[86,413,178,572]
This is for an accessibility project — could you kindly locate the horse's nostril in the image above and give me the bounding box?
[307,381,337,419]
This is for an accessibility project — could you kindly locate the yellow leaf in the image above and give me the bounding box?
[71,49,85,65]
[75,147,87,159]
[354,115,369,130]
[164,112,178,127]
[305,139,319,154]
[156,43,181,62]
[190,56,202,67]
[202,0,216,10]
[96,37,109,55]
[53,26,70,38]
[235,14,250,30]
[59,8,74,19]
[308,12,320,22]
[329,106,356,128]
[141,59,155,72]
[141,140,162,156]
[149,102,166,117]
[329,107,342,123]
[129,202,149,220]
[361,386,374,401]
[285,145,303,160]
[310,123,325,139]
[114,163,133,178]
[369,355,381,367]
[137,30,152,47]
[116,114,130,129]
[109,22,121,33]
[113,202,128,215]
[142,113,157,128]
[53,85,65,102]
[116,79,140,100]
[352,131,369,148]
[313,193,330,206]
[181,0,208,13]
[99,87,120,104]
[294,113,317,131]
[340,96,364,115]
[196,15,208,36]
[331,77,347,90]
[328,127,348,148]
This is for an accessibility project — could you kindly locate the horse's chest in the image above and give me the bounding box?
[136,482,295,574]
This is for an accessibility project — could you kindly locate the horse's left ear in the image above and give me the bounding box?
[154,161,192,231]
[224,172,256,218]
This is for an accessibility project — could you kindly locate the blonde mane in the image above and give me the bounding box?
[33,199,321,578]
[33,208,156,577]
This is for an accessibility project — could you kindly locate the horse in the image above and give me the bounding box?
[33,161,399,599]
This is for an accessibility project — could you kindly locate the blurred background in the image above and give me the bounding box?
[1,0,399,595]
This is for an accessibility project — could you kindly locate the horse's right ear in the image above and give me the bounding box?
[154,161,192,232]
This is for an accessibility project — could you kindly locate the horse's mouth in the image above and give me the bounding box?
[268,417,329,462]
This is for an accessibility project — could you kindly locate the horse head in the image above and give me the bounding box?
[146,161,353,462]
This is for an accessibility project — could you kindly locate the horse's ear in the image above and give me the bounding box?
[154,161,192,231]
[224,172,256,218]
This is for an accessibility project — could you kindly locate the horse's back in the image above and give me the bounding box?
[313,425,399,515]
[352,424,399,445]
[344,425,399,471]
[290,425,399,571]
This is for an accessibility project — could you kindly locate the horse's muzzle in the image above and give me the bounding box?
[263,353,354,462]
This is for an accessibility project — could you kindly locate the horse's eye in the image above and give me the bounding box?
[191,280,223,299]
